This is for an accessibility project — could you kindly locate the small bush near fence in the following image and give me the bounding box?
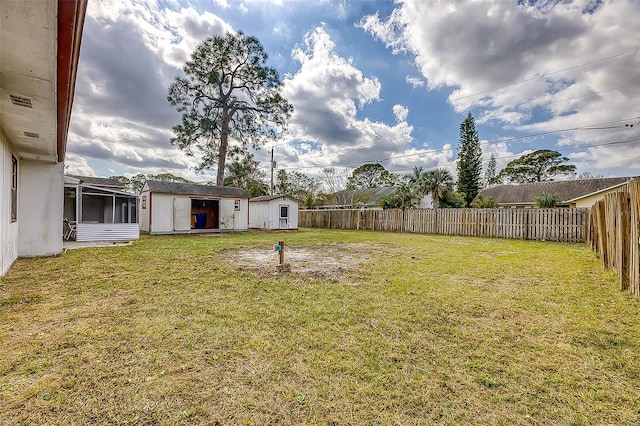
[299,208,589,243]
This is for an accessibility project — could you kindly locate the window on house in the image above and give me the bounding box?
[11,155,17,221]
[142,195,147,209]
[234,199,240,211]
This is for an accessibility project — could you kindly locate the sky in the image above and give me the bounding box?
[65,0,640,186]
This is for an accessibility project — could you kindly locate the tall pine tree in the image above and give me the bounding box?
[484,153,497,188]
[456,112,482,206]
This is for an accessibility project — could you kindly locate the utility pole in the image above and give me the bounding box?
[270,147,275,196]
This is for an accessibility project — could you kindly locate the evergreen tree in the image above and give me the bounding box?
[111,173,194,193]
[484,153,497,188]
[346,163,398,190]
[495,149,576,183]
[456,113,483,206]
[275,170,319,203]
[167,32,292,186]
[223,150,268,197]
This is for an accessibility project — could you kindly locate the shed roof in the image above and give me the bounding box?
[476,177,631,205]
[144,180,250,198]
[250,194,301,203]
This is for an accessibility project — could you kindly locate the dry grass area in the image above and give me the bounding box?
[221,242,394,282]
[1,229,639,425]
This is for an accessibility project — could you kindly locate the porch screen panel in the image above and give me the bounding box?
[81,195,107,223]
[115,196,139,224]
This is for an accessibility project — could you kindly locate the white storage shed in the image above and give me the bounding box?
[140,181,250,234]
[249,195,300,230]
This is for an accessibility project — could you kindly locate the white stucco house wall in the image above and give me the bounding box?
[1,0,86,275]
[249,195,300,230]
[140,180,250,234]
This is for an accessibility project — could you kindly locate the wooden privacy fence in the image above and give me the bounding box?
[586,178,640,296]
[300,208,589,243]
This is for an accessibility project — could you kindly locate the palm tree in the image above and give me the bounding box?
[406,166,424,187]
[423,168,454,209]
[405,166,427,206]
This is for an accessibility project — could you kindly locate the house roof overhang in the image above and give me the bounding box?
[564,181,629,203]
[0,0,87,163]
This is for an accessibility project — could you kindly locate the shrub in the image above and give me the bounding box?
[535,192,560,208]
[471,195,499,208]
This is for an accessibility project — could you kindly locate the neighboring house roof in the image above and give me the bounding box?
[477,177,632,205]
[67,174,124,189]
[144,180,250,198]
[250,194,301,203]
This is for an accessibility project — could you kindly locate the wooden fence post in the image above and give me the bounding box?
[629,180,640,296]
[615,192,630,290]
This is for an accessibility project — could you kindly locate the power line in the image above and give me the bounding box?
[258,136,640,185]
[271,116,640,171]
[273,110,639,170]
[282,81,640,159]
[387,136,640,175]
[477,81,640,124]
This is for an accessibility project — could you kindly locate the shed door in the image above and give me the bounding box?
[279,204,289,228]
[173,198,191,231]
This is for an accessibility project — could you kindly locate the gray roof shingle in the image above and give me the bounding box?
[476,177,632,204]
[67,175,124,188]
[144,180,250,198]
[250,195,301,203]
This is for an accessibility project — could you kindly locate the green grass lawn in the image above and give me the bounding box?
[1,229,639,425]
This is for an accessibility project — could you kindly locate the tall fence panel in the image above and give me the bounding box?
[300,208,589,243]
[585,178,640,297]
[630,179,640,296]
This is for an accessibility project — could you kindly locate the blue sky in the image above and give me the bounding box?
[66,0,640,185]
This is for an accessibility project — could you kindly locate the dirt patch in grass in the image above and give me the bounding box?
[221,243,389,282]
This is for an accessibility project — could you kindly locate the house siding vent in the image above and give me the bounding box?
[23,131,40,138]
[9,95,33,108]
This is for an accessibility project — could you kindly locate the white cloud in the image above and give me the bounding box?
[405,75,424,88]
[359,0,640,174]
[67,1,239,178]
[214,0,230,9]
[64,154,97,177]
[88,1,233,70]
[393,104,409,122]
[387,144,455,175]
[280,26,419,174]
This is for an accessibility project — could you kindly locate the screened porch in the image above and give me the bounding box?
[64,184,139,242]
